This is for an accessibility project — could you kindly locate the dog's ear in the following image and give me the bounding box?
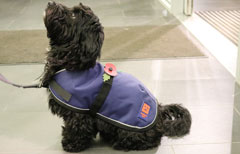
[61,26,104,71]
[78,26,104,60]
[79,3,91,11]
[73,4,104,60]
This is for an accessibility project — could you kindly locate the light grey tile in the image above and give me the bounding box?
[232,110,240,142]
[234,83,240,112]
[231,143,240,154]
[163,105,234,145]
[0,64,47,112]
[102,58,233,81]
[101,59,235,106]
[0,112,63,153]
[154,79,235,106]
[31,146,174,154]
[173,143,232,154]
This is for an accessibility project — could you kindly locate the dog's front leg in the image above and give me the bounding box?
[61,114,97,152]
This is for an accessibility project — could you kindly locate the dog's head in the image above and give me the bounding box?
[44,1,104,70]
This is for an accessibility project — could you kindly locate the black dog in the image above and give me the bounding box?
[41,1,191,152]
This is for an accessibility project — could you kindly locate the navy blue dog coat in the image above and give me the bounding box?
[49,63,158,131]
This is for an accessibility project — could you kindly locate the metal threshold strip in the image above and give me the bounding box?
[196,10,240,46]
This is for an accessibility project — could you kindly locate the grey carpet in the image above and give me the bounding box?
[0,25,204,64]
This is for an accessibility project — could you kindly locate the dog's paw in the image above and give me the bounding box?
[62,139,90,152]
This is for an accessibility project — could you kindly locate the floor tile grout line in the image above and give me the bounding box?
[100,56,208,62]
[0,56,209,66]
[168,142,231,146]
[232,142,240,143]
[171,145,176,154]
[7,20,15,30]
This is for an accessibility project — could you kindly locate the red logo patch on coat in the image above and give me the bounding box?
[138,102,151,121]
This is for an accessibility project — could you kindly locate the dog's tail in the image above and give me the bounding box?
[161,104,191,137]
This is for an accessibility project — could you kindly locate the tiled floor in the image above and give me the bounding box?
[0,0,178,30]
[0,0,240,154]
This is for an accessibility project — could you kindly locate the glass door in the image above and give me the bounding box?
[158,0,193,16]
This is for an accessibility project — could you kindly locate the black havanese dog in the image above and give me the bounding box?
[41,1,192,152]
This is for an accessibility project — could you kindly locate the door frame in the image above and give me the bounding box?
[237,42,240,84]
[158,0,192,16]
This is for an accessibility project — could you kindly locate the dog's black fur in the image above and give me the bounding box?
[42,1,191,152]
